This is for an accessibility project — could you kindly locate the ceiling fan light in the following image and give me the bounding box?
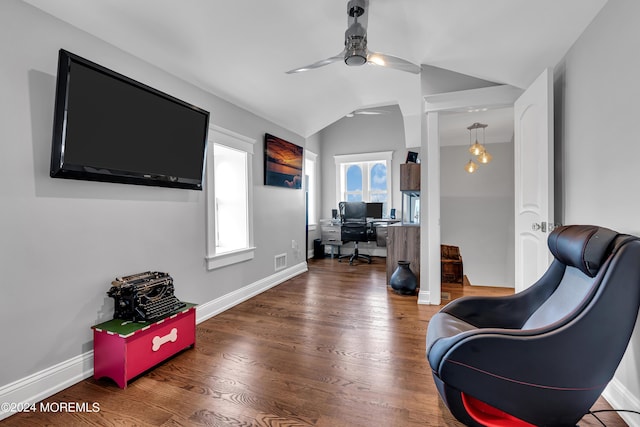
[345,49,367,66]
[368,54,385,66]
[464,159,479,173]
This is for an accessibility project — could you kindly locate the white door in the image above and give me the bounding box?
[514,68,554,292]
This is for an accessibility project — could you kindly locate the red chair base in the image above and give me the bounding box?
[462,393,536,427]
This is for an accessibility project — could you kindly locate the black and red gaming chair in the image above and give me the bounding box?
[426,225,640,426]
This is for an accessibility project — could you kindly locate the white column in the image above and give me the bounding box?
[418,109,441,305]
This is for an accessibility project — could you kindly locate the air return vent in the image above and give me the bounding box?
[274,253,287,271]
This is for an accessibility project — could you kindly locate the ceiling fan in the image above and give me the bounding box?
[345,108,391,117]
[286,0,421,74]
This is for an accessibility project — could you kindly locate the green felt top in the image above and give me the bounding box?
[92,302,196,336]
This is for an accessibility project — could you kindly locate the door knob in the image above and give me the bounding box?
[531,222,547,232]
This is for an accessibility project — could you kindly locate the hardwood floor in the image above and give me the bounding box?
[3,257,626,426]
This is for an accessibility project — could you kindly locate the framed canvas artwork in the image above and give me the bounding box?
[264,133,303,189]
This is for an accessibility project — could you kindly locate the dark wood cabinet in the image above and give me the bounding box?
[386,223,420,288]
[400,163,420,191]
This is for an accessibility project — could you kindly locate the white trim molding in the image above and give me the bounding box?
[205,246,256,270]
[205,125,256,270]
[0,352,94,421]
[0,262,308,422]
[196,262,308,324]
[333,150,393,165]
[209,125,256,154]
[602,377,640,427]
[333,150,394,209]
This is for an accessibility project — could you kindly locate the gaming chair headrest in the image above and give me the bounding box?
[547,225,619,277]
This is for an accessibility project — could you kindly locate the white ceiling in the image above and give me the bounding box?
[22,0,607,138]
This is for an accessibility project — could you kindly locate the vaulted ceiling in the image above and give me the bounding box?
[22,0,607,138]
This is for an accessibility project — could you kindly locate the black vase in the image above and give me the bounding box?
[389,261,417,295]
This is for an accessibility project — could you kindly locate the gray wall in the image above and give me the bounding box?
[440,142,515,286]
[317,106,419,223]
[555,0,640,413]
[0,0,306,387]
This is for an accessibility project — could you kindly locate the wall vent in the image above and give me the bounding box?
[274,253,287,271]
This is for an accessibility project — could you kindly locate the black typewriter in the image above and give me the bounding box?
[107,271,186,322]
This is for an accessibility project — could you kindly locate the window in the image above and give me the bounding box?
[345,164,363,201]
[206,126,255,270]
[305,150,318,227]
[213,144,247,253]
[335,151,393,215]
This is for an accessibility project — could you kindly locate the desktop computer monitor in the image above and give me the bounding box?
[366,202,383,219]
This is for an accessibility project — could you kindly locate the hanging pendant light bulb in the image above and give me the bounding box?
[469,138,483,156]
[464,159,479,173]
[465,127,479,173]
[468,123,485,156]
[476,126,492,164]
[478,148,493,165]
[477,149,492,164]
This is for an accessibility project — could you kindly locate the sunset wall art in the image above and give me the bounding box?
[264,133,303,189]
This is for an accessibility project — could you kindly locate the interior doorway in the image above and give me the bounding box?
[420,84,523,305]
[438,107,515,287]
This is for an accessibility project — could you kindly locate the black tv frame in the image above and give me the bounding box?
[50,49,210,190]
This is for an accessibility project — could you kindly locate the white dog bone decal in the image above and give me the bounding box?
[152,328,178,351]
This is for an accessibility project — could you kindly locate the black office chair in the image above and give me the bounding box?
[338,201,372,265]
[426,225,640,426]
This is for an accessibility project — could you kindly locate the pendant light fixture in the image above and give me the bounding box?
[477,149,493,164]
[465,122,491,173]
[464,124,480,173]
[464,159,479,173]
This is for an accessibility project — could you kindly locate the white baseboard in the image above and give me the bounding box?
[0,351,94,421]
[417,289,432,305]
[195,261,307,324]
[602,377,640,427]
[0,261,308,422]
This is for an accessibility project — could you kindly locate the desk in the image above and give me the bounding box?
[320,219,342,257]
[319,218,400,256]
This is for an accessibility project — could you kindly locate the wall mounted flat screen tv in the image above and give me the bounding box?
[50,49,210,190]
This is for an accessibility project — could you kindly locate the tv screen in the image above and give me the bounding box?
[50,49,210,190]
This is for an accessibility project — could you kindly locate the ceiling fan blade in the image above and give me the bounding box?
[355,109,389,115]
[367,51,422,74]
[346,108,391,117]
[286,51,345,74]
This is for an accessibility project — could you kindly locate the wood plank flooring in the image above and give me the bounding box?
[3,257,627,426]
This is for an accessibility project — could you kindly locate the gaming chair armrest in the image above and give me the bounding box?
[440,260,566,329]
[426,313,544,371]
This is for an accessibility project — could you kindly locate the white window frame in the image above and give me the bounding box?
[205,125,256,270]
[334,151,393,209]
[305,150,318,230]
